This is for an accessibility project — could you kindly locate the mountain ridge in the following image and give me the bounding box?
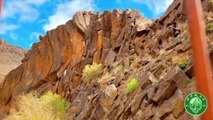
[0,38,26,87]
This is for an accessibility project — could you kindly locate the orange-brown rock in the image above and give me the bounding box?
[0,9,150,106]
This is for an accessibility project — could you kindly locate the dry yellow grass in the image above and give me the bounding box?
[177,22,190,40]
[82,63,104,83]
[5,91,68,120]
[172,53,189,69]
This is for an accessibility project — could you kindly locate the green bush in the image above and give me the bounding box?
[82,63,104,83]
[207,23,213,32]
[6,91,68,120]
[39,91,68,119]
[177,60,188,69]
[127,78,139,93]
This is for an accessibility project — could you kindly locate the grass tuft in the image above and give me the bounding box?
[172,53,189,69]
[177,60,188,69]
[207,23,213,32]
[39,91,68,119]
[82,63,104,83]
[127,78,139,93]
[6,91,68,120]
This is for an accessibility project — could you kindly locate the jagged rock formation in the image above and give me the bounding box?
[0,39,26,86]
[1,0,213,119]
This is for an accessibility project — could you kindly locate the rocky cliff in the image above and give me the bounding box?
[1,0,213,119]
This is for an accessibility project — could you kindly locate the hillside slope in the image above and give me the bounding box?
[0,39,25,86]
[1,0,213,119]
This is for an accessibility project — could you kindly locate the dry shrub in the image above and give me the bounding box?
[82,63,104,83]
[5,91,68,120]
[172,53,189,69]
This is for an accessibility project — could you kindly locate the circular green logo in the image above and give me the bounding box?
[184,92,208,116]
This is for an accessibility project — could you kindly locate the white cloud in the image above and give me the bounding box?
[10,33,19,40]
[0,23,19,34]
[24,0,49,5]
[2,0,48,22]
[30,43,34,48]
[133,0,174,17]
[30,32,40,40]
[43,0,95,31]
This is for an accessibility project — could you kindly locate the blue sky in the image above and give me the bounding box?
[0,0,173,49]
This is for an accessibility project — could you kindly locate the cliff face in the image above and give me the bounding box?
[0,0,213,119]
[0,39,26,86]
[0,9,151,104]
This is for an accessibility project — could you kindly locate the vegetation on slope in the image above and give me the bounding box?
[82,63,104,83]
[172,53,189,69]
[127,78,139,93]
[6,91,68,120]
[207,22,213,32]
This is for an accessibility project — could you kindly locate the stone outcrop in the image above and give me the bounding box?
[1,0,213,119]
[0,9,152,106]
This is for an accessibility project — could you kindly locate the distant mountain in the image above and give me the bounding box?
[0,39,26,85]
